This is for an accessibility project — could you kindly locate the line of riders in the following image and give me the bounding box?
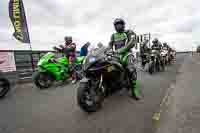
[140,38,176,74]
[0,18,176,113]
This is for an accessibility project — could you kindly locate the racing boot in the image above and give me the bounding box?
[131,80,142,100]
[127,66,142,100]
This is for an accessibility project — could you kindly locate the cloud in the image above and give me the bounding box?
[0,0,199,51]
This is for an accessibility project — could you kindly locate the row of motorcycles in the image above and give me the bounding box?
[30,44,175,113]
[142,48,176,74]
[0,46,176,113]
[33,43,140,113]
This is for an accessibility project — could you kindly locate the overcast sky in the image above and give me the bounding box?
[0,0,199,51]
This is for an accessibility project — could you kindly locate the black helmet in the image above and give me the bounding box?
[163,42,167,46]
[64,36,72,42]
[113,18,125,33]
[152,38,158,44]
[114,18,125,25]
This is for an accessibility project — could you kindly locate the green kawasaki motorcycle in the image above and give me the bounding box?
[33,52,85,89]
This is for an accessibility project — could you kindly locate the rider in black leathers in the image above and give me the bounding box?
[151,38,162,70]
[151,38,162,51]
[162,42,169,49]
[140,40,150,68]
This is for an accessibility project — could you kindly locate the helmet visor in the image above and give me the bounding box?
[114,23,125,32]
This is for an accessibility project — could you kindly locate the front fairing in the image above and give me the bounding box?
[38,52,55,66]
[150,50,158,61]
[160,50,168,57]
[150,50,157,57]
[57,57,69,65]
[38,52,68,72]
[83,47,107,71]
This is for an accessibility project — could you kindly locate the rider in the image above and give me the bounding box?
[53,36,77,84]
[151,38,162,66]
[151,38,162,51]
[162,42,170,51]
[140,40,150,68]
[168,47,175,60]
[108,18,141,100]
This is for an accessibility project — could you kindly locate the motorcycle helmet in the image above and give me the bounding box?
[163,42,167,46]
[152,38,159,44]
[113,18,125,33]
[64,36,72,43]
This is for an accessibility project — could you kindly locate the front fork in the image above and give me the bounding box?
[81,74,105,96]
[37,67,47,74]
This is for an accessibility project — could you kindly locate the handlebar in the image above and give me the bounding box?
[104,49,120,61]
[105,49,119,56]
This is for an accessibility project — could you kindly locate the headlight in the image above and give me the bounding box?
[83,58,86,64]
[89,57,96,63]
[161,52,165,56]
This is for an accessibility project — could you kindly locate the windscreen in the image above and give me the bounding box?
[87,47,107,57]
[83,47,107,70]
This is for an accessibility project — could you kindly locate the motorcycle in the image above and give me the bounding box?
[0,72,11,99]
[77,46,137,113]
[168,51,175,65]
[160,49,168,71]
[148,49,160,74]
[172,51,176,60]
[173,51,176,60]
[33,52,85,89]
[141,52,150,69]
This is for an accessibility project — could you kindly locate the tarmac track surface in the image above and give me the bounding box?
[0,54,187,133]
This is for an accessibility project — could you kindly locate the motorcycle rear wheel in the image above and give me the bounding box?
[160,60,166,72]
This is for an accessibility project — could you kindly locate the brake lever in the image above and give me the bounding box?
[105,49,113,56]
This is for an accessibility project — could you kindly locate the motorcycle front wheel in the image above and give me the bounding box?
[169,55,173,65]
[33,72,54,89]
[77,82,103,113]
[148,61,155,74]
[160,60,166,72]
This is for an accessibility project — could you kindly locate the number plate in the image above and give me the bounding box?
[107,66,113,72]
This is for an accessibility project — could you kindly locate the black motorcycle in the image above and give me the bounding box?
[0,72,11,99]
[141,52,150,69]
[148,49,161,74]
[168,51,175,64]
[77,47,136,113]
[160,50,168,71]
